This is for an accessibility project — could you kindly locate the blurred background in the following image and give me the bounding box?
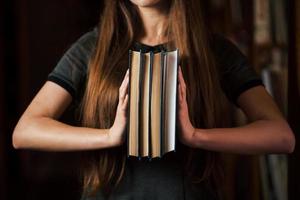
[0,0,299,200]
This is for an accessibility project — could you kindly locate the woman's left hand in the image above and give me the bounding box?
[177,66,196,147]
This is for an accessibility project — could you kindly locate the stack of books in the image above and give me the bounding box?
[127,49,179,159]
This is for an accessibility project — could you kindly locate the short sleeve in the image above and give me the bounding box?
[47,27,98,104]
[211,34,265,107]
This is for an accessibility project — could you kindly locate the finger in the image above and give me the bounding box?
[124,73,129,90]
[178,67,184,87]
[178,82,182,102]
[120,76,129,101]
[179,66,186,89]
[119,69,129,92]
[181,78,186,99]
[178,67,187,98]
[123,94,129,110]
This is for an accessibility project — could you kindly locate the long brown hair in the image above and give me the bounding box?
[80,0,229,198]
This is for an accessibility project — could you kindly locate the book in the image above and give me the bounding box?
[127,49,179,159]
[270,0,288,45]
[254,0,271,45]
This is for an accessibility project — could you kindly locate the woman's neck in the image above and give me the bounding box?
[135,2,170,46]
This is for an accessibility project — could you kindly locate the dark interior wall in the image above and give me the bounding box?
[0,0,7,198]
[288,0,300,199]
[16,0,102,107]
[1,1,102,200]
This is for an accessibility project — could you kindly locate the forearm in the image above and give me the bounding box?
[13,116,113,151]
[192,119,295,154]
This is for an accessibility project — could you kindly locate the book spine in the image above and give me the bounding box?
[149,51,154,159]
[127,50,132,158]
[138,50,144,159]
[174,49,179,153]
[160,50,166,157]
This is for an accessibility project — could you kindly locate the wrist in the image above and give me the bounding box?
[190,128,205,148]
[107,127,124,147]
[101,128,113,148]
[107,128,116,147]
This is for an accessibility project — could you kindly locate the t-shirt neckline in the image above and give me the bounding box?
[132,41,172,53]
[133,41,169,48]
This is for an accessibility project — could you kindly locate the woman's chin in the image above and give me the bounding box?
[129,0,165,8]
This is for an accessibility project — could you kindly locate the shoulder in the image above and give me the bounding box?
[47,26,99,104]
[74,26,99,52]
[66,26,99,63]
[58,26,99,73]
[209,33,248,71]
[209,33,264,106]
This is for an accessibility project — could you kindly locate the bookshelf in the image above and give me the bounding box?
[203,0,294,199]
[252,2,289,199]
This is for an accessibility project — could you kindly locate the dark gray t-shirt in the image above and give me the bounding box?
[47,27,264,200]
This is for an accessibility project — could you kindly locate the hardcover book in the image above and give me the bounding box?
[127,49,179,158]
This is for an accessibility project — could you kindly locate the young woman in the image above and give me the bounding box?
[12,0,295,199]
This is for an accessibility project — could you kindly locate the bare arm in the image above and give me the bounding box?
[12,81,110,151]
[12,70,129,151]
[177,67,295,154]
[191,86,295,154]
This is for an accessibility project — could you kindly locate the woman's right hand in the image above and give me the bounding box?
[108,69,130,147]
